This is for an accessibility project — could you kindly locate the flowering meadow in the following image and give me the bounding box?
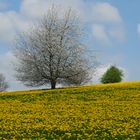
[0,82,140,139]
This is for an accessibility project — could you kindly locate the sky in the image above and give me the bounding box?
[0,0,140,91]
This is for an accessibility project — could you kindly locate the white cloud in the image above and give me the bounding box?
[91,2,125,46]
[92,24,125,46]
[92,2,122,23]
[0,1,125,45]
[93,64,110,83]
[0,51,35,91]
[20,0,86,20]
[92,24,111,46]
[0,12,15,43]
[0,11,31,43]
[20,0,50,19]
[109,26,125,42]
[0,0,87,43]
[137,24,140,36]
[0,52,18,90]
[120,67,128,81]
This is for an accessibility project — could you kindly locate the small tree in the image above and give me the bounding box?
[0,74,9,92]
[100,66,123,84]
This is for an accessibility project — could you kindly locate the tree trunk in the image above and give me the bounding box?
[51,81,56,89]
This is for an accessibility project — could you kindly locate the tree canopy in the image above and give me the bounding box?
[100,66,123,84]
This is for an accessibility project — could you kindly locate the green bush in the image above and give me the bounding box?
[101,66,123,84]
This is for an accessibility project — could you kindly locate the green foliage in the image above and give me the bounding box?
[101,66,123,84]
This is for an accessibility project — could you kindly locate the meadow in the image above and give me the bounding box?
[0,81,140,139]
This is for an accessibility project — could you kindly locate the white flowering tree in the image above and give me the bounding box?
[14,6,96,89]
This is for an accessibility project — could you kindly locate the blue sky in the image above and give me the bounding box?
[0,0,139,91]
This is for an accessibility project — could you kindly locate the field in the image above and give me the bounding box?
[0,82,140,139]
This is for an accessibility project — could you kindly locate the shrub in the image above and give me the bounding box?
[0,73,9,92]
[101,66,123,84]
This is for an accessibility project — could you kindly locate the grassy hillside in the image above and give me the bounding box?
[0,82,140,139]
